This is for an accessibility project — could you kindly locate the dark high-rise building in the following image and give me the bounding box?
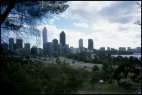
[53,39,58,51]
[60,31,66,46]
[79,39,83,48]
[16,38,23,49]
[43,27,47,49]
[9,38,14,52]
[88,39,93,50]
[43,27,48,55]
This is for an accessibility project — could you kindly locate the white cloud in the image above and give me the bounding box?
[73,22,89,28]
[60,1,116,22]
[19,1,141,49]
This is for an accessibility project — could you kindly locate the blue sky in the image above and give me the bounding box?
[3,1,141,49]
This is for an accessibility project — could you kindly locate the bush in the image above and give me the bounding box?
[0,56,87,94]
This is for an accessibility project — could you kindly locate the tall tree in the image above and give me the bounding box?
[1,1,69,42]
[135,1,141,26]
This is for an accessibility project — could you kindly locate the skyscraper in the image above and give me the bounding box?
[79,39,83,48]
[88,39,93,50]
[43,27,47,49]
[60,31,66,46]
[9,38,14,52]
[16,38,23,49]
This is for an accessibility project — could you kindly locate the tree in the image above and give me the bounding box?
[92,65,99,72]
[102,59,116,83]
[1,1,69,42]
[0,56,86,94]
[135,2,141,26]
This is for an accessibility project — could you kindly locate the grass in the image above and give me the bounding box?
[78,80,136,94]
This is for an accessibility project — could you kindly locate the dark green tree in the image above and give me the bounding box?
[1,1,69,42]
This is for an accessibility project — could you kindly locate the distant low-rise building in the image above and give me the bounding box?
[77,48,81,53]
[24,43,30,55]
[69,47,78,54]
[31,46,37,55]
[47,42,53,55]
[119,47,126,52]
[111,48,117,52]
[134,47,141,53]
[57,44,63,54]
[107,47,110,51]
[100,47,105,51]
[63,44,69,55]
[86,49,93,53]
[80,47,86,52]
[127,47,133,53]
[37,48,43,55]
[15,48,25,56]
[53,39,58,52]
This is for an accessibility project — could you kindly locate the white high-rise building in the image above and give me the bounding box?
[43,27,47,49]
[79,39,83,48]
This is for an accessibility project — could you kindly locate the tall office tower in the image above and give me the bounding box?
[16,38,23,49]
[24,43,30,54]
[88,39,94,50]
[79,39,83,48]
[60,31,66,46]
[43,27,47,49]
[53,39,58,51]
[9,38,14,52]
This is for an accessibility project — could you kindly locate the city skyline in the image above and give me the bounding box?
[2,1,141,49]
[36,1,141,49]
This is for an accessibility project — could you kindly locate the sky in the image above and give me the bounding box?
[4,1,141,49]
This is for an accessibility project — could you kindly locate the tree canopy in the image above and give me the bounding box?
[1,1,69,42]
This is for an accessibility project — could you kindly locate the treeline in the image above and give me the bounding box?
[66,52,141,65]
[67,52,141,88]
[0,55,140,94]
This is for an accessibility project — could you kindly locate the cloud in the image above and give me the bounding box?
[73,22,89,28]
[61,1,140,24]
[4,1,140,49]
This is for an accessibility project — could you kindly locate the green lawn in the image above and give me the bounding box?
[78,80,136,94]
